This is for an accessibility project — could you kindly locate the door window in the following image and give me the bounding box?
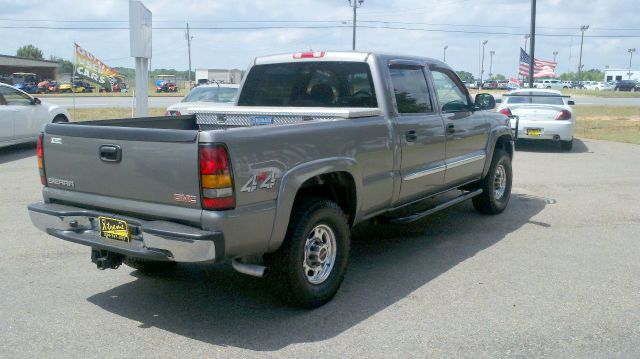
[389,68,433,113]
[430,69,470,112]
[0,86,32,106]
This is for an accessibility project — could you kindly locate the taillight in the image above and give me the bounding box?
[37,134,46,186]
[499,108,512,117]
[556,110,571,121]
[164,110,182,116]
[199,144,234,210]
[293,51,325,59]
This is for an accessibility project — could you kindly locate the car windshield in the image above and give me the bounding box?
[506,93,565,105]
[237,61,377,107]
[182,86,238,103]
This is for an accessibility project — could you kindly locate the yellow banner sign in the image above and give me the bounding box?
[74,43,118,88]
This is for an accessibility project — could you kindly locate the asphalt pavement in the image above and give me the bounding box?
[1,138,639,358]
[40,95,640,110]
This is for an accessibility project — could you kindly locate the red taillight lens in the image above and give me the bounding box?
[164,110,182,116]
[199,145,234,210]
[37,134,46,186]
[499,108,512,117]
[555,110,571,121]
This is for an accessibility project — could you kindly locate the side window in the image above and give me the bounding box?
[389,67,433,113]
[0,86,32,106]
[430,69,470,112]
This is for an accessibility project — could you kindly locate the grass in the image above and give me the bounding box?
[39,88,187,98]
[68,106,640,145]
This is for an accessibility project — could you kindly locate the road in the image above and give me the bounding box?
[1,139,639,358]
[40,95,640,109]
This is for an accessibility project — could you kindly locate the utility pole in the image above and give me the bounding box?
[528,0,536,88]
[553,51,558,63]
[489,50,495,78]
[480,40,488,86]
[628,48,636,80]
[523,34,530,84]
[186,23,193,89]
[349,0,364,51]
[443,45,448,62]
[577,25,589,82]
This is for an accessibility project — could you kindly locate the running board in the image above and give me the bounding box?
[385,189,483,224]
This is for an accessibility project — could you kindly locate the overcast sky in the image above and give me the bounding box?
[1,0,638,78]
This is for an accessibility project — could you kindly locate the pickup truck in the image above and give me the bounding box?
[28,51,515,308]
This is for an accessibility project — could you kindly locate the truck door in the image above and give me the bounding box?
[389,61,446,205]
[428,66,489,185]
[0,92,15,143]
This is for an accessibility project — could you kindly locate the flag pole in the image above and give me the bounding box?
[528,0,536,88]
[72,42,77,120]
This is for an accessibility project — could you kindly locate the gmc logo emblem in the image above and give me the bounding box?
[173,193,197,204]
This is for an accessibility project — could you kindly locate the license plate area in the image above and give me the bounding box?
[98,216,131,242]
[526,128,543,136]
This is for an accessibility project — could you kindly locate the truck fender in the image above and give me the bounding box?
[266,157,363,252]
[482,125,514,177]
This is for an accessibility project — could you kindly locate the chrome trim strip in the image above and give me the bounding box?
[403,165,446,181]
[446,154,486,170]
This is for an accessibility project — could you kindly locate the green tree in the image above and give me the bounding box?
[49,56,74,74]
[490,74,506,80]
[455,71,475,82]
[558,69,604,81]
[16,44,44,60]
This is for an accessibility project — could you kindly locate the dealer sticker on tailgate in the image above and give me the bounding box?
[98,216,131,242]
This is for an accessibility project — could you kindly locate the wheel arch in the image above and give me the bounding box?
[267,157,362,252]
[483,129,514,178]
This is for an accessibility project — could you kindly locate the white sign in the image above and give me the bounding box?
[129,1,152,59]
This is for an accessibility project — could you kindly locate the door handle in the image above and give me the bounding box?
[405,130,418,142]
[446,123,455,134]
[99,145,122,162]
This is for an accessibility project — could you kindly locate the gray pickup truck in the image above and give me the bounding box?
[28,51,515,308]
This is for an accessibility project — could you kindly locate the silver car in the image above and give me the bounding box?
[166,83,239,116]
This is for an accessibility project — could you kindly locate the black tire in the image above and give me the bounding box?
[472,150,512,215]
[52,115,68,123]
[123,257,177,273]
[265,197,350,308]
[560,138,574,151]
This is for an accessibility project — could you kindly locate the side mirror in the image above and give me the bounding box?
[567,100,575,105]
[31,97,41,105]
[474,93,496,110]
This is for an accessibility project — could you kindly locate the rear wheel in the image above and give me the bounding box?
[265,197,350,308]
[472,150,512,215]
[560,138,574,151]
[123,257,176,273]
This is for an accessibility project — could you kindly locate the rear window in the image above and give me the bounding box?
[237,61,377,107]
[506,95,564,105]
[182,87,238,103]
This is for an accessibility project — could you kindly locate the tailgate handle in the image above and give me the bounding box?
[99,145,122,163]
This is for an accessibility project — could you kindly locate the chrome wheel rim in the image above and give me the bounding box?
[493,164,507,200]
[302,224,337,285]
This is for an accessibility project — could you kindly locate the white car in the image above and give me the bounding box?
[166,84,239,115]
[585,81,614,91]
[0,83,70,148]
[535,79,568,90]
[496,89,575,150]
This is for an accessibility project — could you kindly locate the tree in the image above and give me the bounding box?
[455,71,475,82]
[490,74,506,80]
[558,69,604,81]
[49,56,74,74]
[16,44,44,60]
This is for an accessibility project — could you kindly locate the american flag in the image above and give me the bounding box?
[519,48,558,78]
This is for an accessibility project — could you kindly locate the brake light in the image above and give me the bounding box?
[164,110,182,116]
[37,134,46,186]
[499,108,512,117]
[555,110,572,121]
[293,51,325,59]
[199,145,234,210]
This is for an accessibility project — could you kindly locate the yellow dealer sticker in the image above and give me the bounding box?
[98,216,130,242]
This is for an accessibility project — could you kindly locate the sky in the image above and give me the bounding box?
[1,0,638,78]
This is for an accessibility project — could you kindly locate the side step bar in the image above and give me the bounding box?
[385,189,483,224]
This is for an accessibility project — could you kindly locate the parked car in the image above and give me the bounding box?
[0,83,70,148]
[496,80,511,90]
[535,79,567,90]
[614,80,640,92]
[58,82,87,93]
[496,89,574,150]
[481,80,498,89]
[165,84,239,116]
[28,51,515,308]
[569,81,585,89]
[585,81,614,91]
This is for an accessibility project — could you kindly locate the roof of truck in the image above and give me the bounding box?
[254,51,448,68]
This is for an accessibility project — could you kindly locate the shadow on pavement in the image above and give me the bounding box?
[0,142,36,165]
[515,138,589,154]
[87,193,549,351]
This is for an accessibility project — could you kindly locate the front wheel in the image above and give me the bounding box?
[265,198,350,308]
[472,150,512,214]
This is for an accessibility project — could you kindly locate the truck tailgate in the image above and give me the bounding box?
[43,123,202,209]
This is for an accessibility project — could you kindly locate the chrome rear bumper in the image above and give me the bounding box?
[27,202,223,262]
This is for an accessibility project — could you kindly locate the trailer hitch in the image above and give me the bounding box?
[91,249,124,270]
